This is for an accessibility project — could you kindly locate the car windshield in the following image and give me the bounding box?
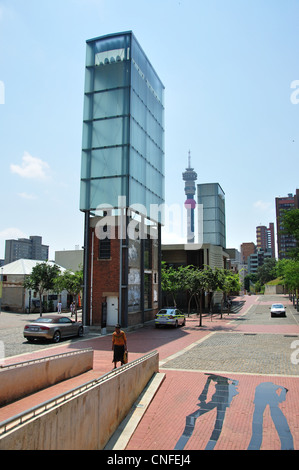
[272,304,283,308]
[159,309,174,314]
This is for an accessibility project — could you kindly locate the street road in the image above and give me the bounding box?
[0,309,95,360]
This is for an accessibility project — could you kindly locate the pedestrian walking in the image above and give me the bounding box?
[57,301,62,314]
[112,324,127,369]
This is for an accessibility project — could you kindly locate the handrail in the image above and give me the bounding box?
[0,348,93,370]
[0,350,158,437]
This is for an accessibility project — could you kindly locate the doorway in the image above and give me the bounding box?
[107,296,118,326]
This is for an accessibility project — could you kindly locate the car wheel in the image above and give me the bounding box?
[182,319,186,326]
[53,330,61,343]
[78,326,84,337]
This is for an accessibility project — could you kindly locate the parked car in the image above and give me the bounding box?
[270,303,286,318]
[155,308,185,328]
[24,315,84,343]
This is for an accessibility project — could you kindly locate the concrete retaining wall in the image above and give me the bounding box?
[0,351,159,450]
[264,285,284,295]
[0,349,93,406]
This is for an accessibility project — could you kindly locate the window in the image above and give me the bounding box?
[144,273,152,309]
[99,238,111,259]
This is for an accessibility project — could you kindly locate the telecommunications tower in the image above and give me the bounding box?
[182,151,197,243]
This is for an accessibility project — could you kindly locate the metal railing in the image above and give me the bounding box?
[0,348,93,370]
[0,350,158,437]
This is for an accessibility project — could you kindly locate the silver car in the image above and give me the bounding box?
[24,315,84,343]
[270,303,286,318]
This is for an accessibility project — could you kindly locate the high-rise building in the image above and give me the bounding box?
[4,236,49,265]
[256,223,275,258]
[275,190,299,259]
[197,183,226,249]
[247,249,273,274]
[240,242,255,265]
[80,31,165,328]
[182,151,197,243]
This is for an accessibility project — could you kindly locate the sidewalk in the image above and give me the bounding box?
[1,294,299,450]
[126,294,299,451]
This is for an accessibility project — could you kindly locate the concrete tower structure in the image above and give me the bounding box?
[182,151,197,243]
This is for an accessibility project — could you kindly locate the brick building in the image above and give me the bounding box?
[85,215,160,328]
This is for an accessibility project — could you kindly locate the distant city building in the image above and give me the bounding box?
[256,223,275,258]
[182,151,197,243]
[4,236,49,265]
[225,248,241,272]
[197,183,226,249]
[247,249,273,274]
[275,189,299,259]
[1,259,67,313]
[240,242,255,265]
[55,249,83,273]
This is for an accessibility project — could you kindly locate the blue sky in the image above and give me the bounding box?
[0,0,298,260]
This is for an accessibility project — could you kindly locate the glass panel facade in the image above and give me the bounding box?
[80,31,165,223]
[128,238,141,313]
[197,183,226,248]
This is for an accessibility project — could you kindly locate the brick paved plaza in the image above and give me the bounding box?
[1,294,299,451]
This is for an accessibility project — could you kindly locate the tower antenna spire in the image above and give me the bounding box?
[182,151,197,243]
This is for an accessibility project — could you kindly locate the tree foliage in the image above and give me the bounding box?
[280,209,299,259]
[161,263,241,325]
[256,258,277,285]
[54,269,83,320]
[24,262,60,316]
[277,258,299,292]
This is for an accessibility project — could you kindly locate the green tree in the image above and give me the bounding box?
[200,266,222,315]
[54,269,83,321]
[280,209,299,259]
[181,266,205,320]
[24,262,60,316]
[161,262,185,307]
[222,270,241,313]
[256,258,277,286]
[278,259,299,294]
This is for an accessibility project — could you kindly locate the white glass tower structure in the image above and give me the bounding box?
[80,31,165,217]
[80,32,165,327]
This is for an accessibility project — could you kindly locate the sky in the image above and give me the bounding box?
[0,0,298,260]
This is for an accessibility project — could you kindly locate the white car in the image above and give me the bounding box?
[155,308,185,328]
[270,303,286,318]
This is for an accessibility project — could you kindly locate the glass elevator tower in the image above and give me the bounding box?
[80,32,165,326]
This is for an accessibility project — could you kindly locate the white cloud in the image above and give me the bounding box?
[18,192,37,200]
[10,151,50,180]
[0,227,27,242]
[253,200,272,211]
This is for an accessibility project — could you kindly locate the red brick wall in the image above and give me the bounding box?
[88,227,120,325]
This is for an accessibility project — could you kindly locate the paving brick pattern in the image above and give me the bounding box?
[162,333,299,376]
[1,294,299,451]
[126,295,299,451]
